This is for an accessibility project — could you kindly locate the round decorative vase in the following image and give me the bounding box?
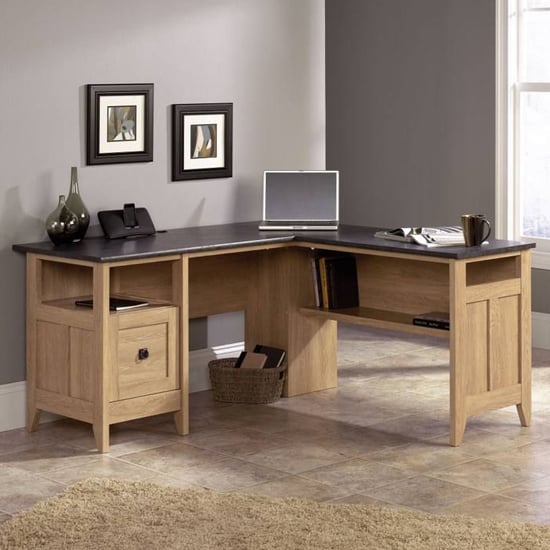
[45,195,79,245]
[65,166,90,241]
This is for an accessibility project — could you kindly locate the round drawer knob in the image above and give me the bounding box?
[138,347,149,360]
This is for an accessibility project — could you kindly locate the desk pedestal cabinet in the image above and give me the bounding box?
[26,255,188,452]
[16,224,533,452]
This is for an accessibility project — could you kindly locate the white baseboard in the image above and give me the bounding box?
[533,312,550,350]
[0,381,26,432]
[0,342,244,433]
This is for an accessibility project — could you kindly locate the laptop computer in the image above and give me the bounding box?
[258,170,339,230]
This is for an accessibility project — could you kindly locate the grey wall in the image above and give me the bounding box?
[326,0,550,314]
[0,0,325,385]
[326,0,495,228]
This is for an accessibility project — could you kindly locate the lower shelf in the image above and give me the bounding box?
[299,306,450,338]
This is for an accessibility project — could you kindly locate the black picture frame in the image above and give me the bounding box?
[86,83,154,165]
[172,103,233,180]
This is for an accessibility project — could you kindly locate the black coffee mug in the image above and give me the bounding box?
[461,214,491,246]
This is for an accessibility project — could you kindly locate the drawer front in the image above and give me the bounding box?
[110,307,178,401]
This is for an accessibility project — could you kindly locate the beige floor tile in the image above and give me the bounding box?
[154,455,286,492]
[0,466,65,514]
[430,458,547,493]
[299,457,414,492]
[117,442,227,475]
[365,412,450,441]
[41,455,158,484]
[242,440,349,474]
[442,493,550,525]
[482,440,550,476]
[498,474,550,508]
[0,427,58,456]
[429,428,524,457]
[305,426,412,457]
[66,429,184,457]
[0,443,97,473]
[239,475,350,502]
[365,439,476,473]
[181,427,292,457]
[363,475,487,513]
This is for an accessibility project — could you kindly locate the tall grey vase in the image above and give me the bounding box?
[45,195,79,245]
[65,166,90,241]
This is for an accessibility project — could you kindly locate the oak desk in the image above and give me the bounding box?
[13,222,535,452]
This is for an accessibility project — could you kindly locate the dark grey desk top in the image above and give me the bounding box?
[12,222,535,263]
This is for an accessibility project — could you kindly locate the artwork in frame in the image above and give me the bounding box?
[87,83,154,165]
[172,103,233,180]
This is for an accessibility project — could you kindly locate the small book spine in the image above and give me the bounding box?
[318,257,330,308]
[412,318,450,330]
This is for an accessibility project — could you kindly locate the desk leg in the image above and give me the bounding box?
[25,255,41,432]
[92,422,109,453]
[173,256,189,435]
[517,250,532,427]
[449,261,467,447]
[93,264,110,453]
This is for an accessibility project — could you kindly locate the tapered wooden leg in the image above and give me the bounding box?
[26,408,41,432]
[517,403,531,427]
[449,260,467,447]
[93,421,109,453]
[450,413,467,447]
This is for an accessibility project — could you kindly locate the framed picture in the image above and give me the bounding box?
[172,103,233,180]
[86,83,154,165]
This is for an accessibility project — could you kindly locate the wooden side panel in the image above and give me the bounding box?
[111,262,174,303]
[173,256,189,435]
[246,248,337,396]
[357,255,449,314]
[69,327,95,402]
[41,262,93,301]
[189,253,254,318]
[36,321,69,395]
[464,301,488,396]
[491,295,520,390]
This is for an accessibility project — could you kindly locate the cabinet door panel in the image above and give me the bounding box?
[110,308,177,401]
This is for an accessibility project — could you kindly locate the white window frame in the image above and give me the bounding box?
[496,0,550,269]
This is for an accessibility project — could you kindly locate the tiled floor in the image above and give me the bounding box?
[2,323,550,524]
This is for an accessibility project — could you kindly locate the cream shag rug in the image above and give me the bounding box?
[1,478,550,549]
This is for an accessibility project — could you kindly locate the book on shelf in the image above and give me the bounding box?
[75,297,149,311]
[311,253,359,309]
[374,226,464,247]
[253,344,286,368]
[412,311,450,330]
[234,351,268,369]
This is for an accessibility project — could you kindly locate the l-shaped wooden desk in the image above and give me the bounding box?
[13,222,535,452]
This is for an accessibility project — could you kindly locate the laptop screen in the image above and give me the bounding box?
[263,171,339,221]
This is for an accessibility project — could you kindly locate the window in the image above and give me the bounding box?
[497,0,550,268]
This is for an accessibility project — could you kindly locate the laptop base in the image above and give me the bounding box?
[259,222,338,231]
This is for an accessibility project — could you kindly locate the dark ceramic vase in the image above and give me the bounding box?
[45,195,79,245]
[65,166,90,241]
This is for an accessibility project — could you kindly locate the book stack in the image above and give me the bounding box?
[233,344,286,369]
[312,253,359,309]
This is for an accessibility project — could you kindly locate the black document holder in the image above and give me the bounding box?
[98,204,156,239]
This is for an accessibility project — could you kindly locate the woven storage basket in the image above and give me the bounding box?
[208,358,286,404]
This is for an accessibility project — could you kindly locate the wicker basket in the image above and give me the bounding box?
[208,358,286,404]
